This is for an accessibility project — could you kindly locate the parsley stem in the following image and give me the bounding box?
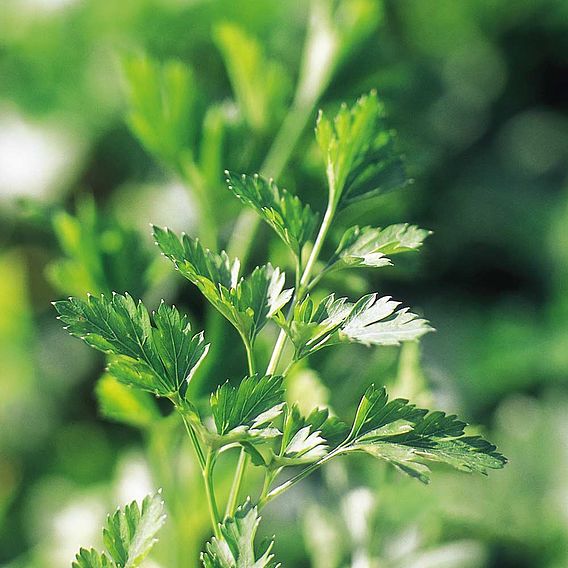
[225,449,248,519]
[179,409,206,471]
[204,451,222,538]
[266,198,336,374]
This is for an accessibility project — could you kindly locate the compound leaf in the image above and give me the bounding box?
[316,91,408,210]
[226,172,318,259]
[103,492,166,568]
[277,293,432,360]
[328,223,431,271]
[153,226,292,344]
[341,294,433,347]
[210,375,285,446]
[201,499,279,568]
[54,293,209,398]
[343,385,507,483]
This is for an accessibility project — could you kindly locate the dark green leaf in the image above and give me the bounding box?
[344,385,507,483]
[226,172,318,258]
[201,499,279,568]
[153,226,292,344]
[54,293,209,397]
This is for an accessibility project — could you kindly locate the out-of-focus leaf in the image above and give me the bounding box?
[54,293,209,398]
[123,55,196,167]
[214,23,289,132]
[96,374,161,429]
[209,375,284,446]
[48,197,152,298]
[201,499,279,568]
[226,171,318,259]
[153,226,292,344]
[316,91,408,210]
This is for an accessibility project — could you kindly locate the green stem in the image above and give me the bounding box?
[259,447,343,508]
[225,449,248,519]
[266,198,336,374]
[224,337,255,519]
[204,451,222,538]
[179,410,206,471]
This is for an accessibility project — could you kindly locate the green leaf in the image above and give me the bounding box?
[153,226,292,344]
[271,405,348,467]
[277,293,432,360]
[343,385,507,483]
[47,196,152,298]
[123,55,196,166]
[316,91,408,209]
[328,223,431,271]
[214,23,289,132]
[96,374,161,429]
[201,499,279,568]
[54,293,209,398]
[72,549,115,568]
[341,294,433,346]
[103,492,166,568]
[209,375,285,446]
[225,171,318,259]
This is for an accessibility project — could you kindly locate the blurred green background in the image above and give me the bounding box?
[1,0,567,567]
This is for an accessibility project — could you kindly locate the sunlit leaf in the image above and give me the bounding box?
[276,293,432,360]
[72,549,115,568]
[327,223,431,271]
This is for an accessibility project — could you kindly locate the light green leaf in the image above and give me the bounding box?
[153,226,292,344]
[316,91,408,209]
[343,385,507,483]
[103,492,167,568]
[72,549,115,568]
[201,499,279,568]
[96,374,161,429]
[225,172,318,259]
[54,293,209,398]
[209,375,285,446]
[214,23,289,132]
[276,293,432,360]
[328,223,431,271]
[341,294,433,346]
[271,405,348,467]
[123,55,196,166]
